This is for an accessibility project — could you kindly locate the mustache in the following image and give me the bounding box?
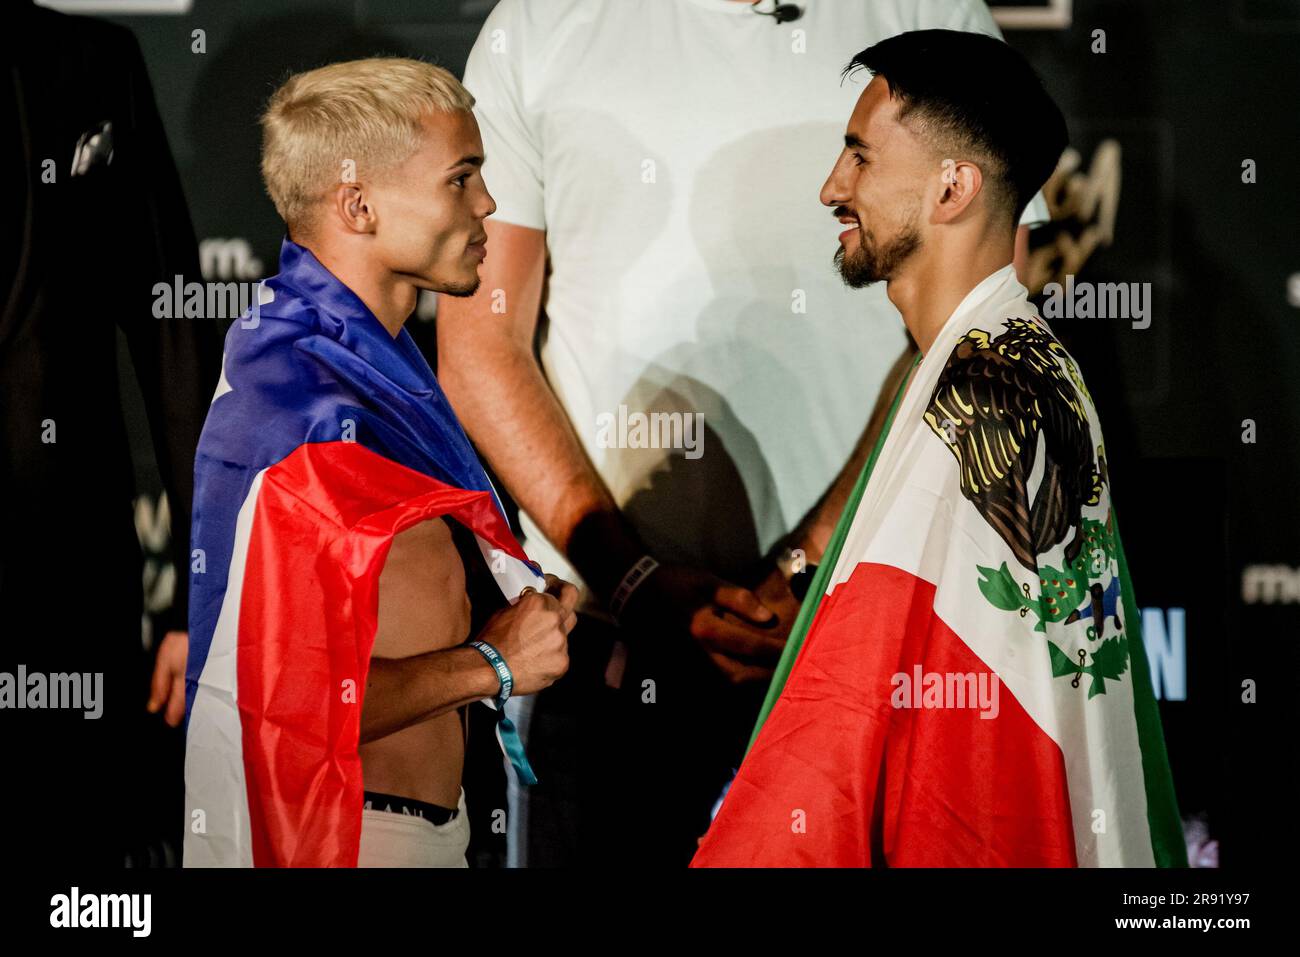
[833,206,859,221]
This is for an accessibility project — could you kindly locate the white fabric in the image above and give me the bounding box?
[823,265,1153,865]
[464,0,1051,590]
[183,469,265,868]
[357,790,471,868]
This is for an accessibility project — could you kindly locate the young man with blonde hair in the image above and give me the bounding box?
[182,57,575,868]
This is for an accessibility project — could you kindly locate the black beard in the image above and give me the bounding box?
[834,223,921,289]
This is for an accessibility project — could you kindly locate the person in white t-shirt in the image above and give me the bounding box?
[438,0,1051,866]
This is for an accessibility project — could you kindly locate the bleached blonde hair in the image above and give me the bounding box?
[260,56,475,235]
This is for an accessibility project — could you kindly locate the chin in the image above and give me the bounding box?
[439,274,481,298]
[833,247,882,290]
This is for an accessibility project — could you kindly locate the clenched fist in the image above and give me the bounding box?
[476,573,577,696]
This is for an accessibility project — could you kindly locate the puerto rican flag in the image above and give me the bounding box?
[183,239,542,868]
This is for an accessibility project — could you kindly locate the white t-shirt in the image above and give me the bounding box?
[463,0,1050,589]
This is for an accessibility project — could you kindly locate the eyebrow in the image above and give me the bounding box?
[844,134,870,151]
[447,155,484,170]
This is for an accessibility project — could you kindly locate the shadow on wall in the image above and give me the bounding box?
[617,119,908,580]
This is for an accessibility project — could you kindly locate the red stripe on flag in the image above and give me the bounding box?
[236,441,526,867]
[692,562,1077,867]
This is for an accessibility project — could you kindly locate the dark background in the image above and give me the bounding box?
[47,0,1300,868]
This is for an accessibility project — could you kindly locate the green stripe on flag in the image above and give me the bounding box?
[747,352,919,754]
[1113,514,1188,867]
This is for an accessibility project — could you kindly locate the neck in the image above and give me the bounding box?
[885,225,1015,355]
[304,235,417,338]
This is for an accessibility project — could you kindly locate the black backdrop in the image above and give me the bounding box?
[66,0,1300,868]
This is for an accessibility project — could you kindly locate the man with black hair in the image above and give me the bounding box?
[444,0,1052,871]
[693,30,1184,868]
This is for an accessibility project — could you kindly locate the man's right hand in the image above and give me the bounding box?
[478,573,577,697]
[146,629,189,727]
[620,564,786,684]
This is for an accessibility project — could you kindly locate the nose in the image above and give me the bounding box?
[820,154,849,209]
[479,185,497,221]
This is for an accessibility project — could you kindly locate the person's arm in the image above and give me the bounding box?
[437,223,784,680]
[360,647,500,744]
[436,221,641,599]
[362,574,576,745]
[448,5,782,678]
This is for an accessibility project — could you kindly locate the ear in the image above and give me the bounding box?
[934,158,983,223]
[330,182,378,235]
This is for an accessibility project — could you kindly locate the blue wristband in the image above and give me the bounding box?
[468,639,513,705]
[466,639,536,786]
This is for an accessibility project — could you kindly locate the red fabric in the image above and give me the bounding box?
[692,562,1077,867]
[237,441,528,867]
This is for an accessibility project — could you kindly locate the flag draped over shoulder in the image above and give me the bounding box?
[183,239,543,868]
[693,265,1185,868]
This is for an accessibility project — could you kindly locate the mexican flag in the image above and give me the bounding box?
[692,266,1185,868]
